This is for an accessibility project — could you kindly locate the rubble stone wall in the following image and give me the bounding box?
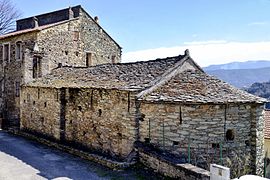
[64,88,136,159]
[20,86,61,139]
[20,86,137,159]
[0,33,37,126]
[139,102,264,177]
[80,11,121,65]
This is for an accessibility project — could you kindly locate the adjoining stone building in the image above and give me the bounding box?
[20,50,266,177]
[0,5,121,128]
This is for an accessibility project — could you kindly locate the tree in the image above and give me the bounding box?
[0,0,20,35]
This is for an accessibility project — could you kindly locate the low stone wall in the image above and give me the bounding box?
[136,142,210,180]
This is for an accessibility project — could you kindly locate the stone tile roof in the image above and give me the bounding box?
[265,110,270,139]
[25,51,265,104]
[26,55,186,91]
[139,69,266,104]
[0,18,79,40]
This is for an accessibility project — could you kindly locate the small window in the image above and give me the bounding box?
[226,129,235,141]
[15,82,20,97]
[98,109,102,117]
[3,43,10,63]
[15,42,22,60]
[27,94,30,101]
[86,53,92,67]
[33,56,41,78]
[73,31,79,41]
[111,55,116,64]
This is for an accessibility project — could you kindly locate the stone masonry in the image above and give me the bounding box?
[0,5,121,128]
[20,51,266,178]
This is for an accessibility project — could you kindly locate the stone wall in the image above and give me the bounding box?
[35,18,83,77]
[64,88,136,159]
[20,86,137,160]
[250,104,265,176]
[139,102,264,178]
[0,7,122,128]
[0,32,38,127]
[80,10,121,65]
[20,86,61,139]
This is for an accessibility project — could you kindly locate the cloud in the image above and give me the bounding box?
[122,41,270,67]
[248,21,268,26]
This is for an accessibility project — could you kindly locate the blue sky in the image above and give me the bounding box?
[10,0,270,66]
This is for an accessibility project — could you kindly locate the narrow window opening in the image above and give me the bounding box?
[78,106,82,111]
[226,129,235,141]
[86,53,92,67]
[111,55,116,64]
[27,94,30,101]
[3,44,10,63]
[98,109,102,117]
[33,101,35,105]
[15,82,20,97]
[44,102,47,107]
[41,117,44,124]
[173,141,179,146]
[37,88,40,99]
[15,41,22,60]
[65,51,68,55]
[33,56,41,78]
[73,31,79,41]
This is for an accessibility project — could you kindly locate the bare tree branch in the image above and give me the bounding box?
[0,0,21,35]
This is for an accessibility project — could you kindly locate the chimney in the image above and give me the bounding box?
[184,49,190,56]
[69,7,74,19]
[94,16,99,24]
[33,17,38,28]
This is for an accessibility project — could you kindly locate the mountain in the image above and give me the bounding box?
[204,60,270,88]
[204,60,270,71]
[246,81,270,99]
[245,81,270,108]
[205,67,270,88]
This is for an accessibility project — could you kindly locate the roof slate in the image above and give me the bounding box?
[25,52,265,104]
[139,69,266,104]
[26,55,185,91]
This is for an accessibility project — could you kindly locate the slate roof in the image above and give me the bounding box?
[139,69,266,104]
[25,51,266,104]
[265,110,270,139]
[26,55,186,91]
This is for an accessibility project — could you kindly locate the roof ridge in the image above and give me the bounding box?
[136,53,191,99]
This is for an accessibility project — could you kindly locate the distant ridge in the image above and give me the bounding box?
[204,60,270,71]
[205,67,270,88]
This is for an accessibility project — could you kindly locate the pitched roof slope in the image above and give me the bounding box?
[25,51,265,104]
[265,110,270,139]
[140,69,265,103]
[25,54,187,91]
